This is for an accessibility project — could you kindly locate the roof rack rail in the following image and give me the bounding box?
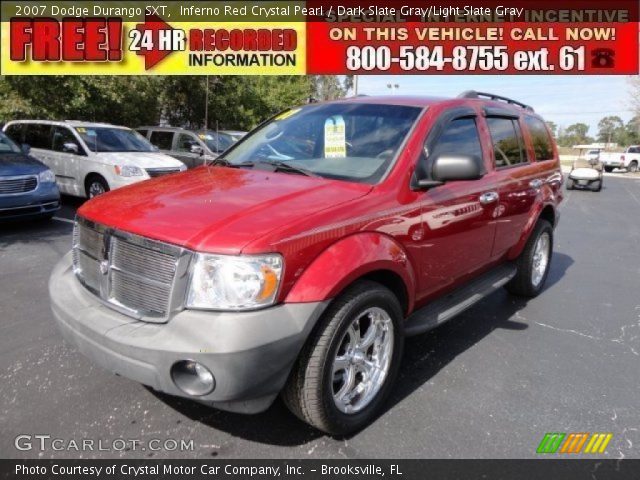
[458,90,534,112]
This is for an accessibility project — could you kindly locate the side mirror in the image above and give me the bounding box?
[415,154,484,189]
[21,143,31,154]
[62,142,79,154]
[190,144,204,156]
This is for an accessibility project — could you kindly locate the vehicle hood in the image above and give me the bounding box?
[78,166,372,254]
[94,151,185,169]
[0,153,48,175]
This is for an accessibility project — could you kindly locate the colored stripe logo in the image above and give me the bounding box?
[537,433,612,454]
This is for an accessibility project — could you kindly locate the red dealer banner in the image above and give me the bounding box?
[305,0,639,74]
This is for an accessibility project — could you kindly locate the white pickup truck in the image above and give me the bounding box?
[600,146,640,173]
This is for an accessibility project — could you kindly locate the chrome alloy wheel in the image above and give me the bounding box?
[88,181,106,198]
[531,232,550,287]
[332,307,394,414]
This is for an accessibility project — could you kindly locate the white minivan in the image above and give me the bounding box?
[3,120,186,198]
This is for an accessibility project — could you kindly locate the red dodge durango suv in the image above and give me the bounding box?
[50,92,563,434]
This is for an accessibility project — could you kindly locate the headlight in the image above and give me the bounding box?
[38,169,55,183]
[114,165,145,177]
[179,164,187,172]
[186,254,283,310]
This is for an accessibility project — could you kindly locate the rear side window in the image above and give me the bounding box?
[149,131,174,150]
[486,117,527,168]
[524,117,554,161]
[23,124,53,150]
[430,117,483,162]
[137,129,149,138]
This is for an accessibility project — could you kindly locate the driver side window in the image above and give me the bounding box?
[428,117,484,165]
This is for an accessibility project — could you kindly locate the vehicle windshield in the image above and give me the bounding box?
[0,132,21,154]
[201,132,235,153]
[74,126,155,153]
[222,103,422,184]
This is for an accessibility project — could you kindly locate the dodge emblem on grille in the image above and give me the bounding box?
[99,260,109,275]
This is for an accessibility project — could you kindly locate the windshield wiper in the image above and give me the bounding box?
[259,161,320,178]
[207,157,238,167]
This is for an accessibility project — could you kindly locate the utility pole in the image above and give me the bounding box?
[204,76,209,130]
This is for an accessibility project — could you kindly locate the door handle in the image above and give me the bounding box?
[479,191,499,205]
[529,179,543,189]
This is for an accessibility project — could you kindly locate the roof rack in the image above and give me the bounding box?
[458,91,534,112]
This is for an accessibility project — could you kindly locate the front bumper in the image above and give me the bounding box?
[0,182,60,220]
[50,252,328,413]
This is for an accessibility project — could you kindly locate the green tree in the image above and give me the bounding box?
[620,116,640,146]
[0,76,162,126]
[557,122,592,147]
[0,75,350,131]
[597,115,624,145]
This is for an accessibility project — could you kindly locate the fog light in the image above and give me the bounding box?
[170,360,215,396]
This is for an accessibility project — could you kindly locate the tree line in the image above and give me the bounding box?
[0,76,352,131]
[546,116,640,149]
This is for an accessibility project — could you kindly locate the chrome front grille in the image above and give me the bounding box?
[0,175,38,195]
[72,218,191,322]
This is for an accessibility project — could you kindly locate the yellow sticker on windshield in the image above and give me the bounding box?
[76,127,86,133]
[324,116,346,158]
[275,109,301,121]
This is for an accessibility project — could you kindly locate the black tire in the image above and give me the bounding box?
[604,166,614,173]
[282,280,404,435]
[85,175,109,198]
[565,178,574,190]
[506,219,553,298]
[628,161,638,173]
[591,180,602,192]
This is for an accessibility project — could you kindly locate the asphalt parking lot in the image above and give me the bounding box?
[1,174,639,459]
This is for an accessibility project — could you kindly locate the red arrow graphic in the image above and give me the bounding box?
[133,14,175,70]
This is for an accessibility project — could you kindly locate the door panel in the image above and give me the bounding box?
[415,112,498,301]
[483,116,540,257]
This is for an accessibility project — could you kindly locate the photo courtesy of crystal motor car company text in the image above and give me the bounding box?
[1,0,640,476]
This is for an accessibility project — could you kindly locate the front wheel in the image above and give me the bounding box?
[591,179,602,192]
[86,175,110,198]
[283,280,404,435]
[506,219,553,298]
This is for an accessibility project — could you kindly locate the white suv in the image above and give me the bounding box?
[3,120,186,198]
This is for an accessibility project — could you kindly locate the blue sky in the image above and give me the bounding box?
[357,76,636,134]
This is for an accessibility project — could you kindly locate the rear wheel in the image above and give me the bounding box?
[283,280,404,435]
[628,161,638,173]
[604,166,614,173]
[591,180,602,192]
[85,175,109,198]
[506,219,553,298]
[565,178,574,190]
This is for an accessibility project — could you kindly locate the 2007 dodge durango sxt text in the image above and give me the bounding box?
[50,92,563,434]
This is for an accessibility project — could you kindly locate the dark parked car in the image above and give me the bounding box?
[0,131,60,221]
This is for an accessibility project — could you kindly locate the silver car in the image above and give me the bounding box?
[137,126,239,169]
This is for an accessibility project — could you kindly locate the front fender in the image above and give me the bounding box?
[285,233,416,310]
